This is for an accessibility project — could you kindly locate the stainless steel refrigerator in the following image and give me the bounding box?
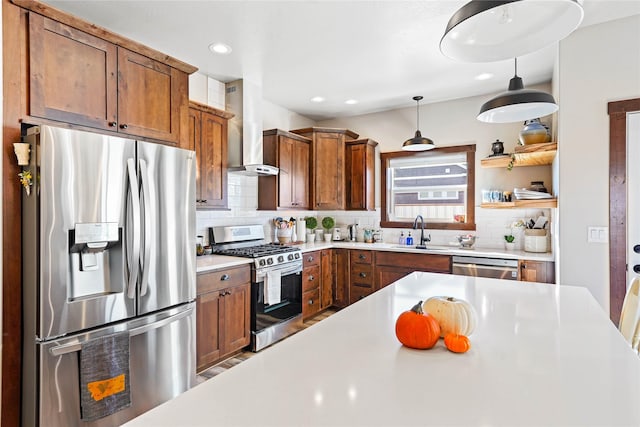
[21,125,196,426]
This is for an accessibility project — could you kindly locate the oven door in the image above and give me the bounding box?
[251,261,303,351]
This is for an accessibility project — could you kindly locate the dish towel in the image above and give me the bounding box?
[79,331,131,421]
[264,270,282,305]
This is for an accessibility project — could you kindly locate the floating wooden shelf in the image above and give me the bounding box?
[481,198,558,209]
[481,142,557,168]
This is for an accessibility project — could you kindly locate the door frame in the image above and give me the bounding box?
[608,98,640,325]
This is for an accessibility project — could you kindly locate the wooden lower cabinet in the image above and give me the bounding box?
[321,250,333,309]
[196,265,251,371]
[332,249,350,308]
[349,250,376,304]
[519,260,555,284]
[375,251,452,288]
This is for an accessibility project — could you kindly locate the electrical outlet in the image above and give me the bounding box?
[587,226,608,243]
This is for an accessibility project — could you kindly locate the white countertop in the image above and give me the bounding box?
[125,272,640,426]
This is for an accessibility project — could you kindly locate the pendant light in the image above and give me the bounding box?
[440,0,583,63]
[402,96,435,151]
[477,58,558,124]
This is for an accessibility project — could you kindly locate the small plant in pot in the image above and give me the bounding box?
[504,234,516,250]
[305,216,318,243]
[321,217,335,242]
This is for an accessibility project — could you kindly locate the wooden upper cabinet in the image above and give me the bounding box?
[117,48,186,144]
[189,101,234,210]
[27,11,193,145]
[346,139,378,211]
[29,14,118,130]
[290,127,359,210]
[259,129,311,210]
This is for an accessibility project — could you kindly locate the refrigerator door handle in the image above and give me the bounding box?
[49,341,82,356]
[126,158,141,299]
[129,307,193,337]
[138,159,152,297]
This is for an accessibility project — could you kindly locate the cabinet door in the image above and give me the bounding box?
[292,139,310,208]
[376,266,414,289]
[313,132,345,209]
[198,111,228,209]
[332,249,350,308]
[520,260,555,284]
[29,14,118,130]
[222,283,251,354]
[346,143,367,210]
[320,249,333,309]
[117,47,185,143]
[196,291,223,371]
[278,136,295,208]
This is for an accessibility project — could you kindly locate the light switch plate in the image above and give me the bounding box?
[588,226,608,243]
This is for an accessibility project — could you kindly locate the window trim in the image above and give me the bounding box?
[380,144,476,231]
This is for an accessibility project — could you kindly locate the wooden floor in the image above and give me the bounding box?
[197,308,337,384]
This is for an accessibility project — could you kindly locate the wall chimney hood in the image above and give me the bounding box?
[225,79,279,176]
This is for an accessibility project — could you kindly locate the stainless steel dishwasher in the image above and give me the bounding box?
[452,256,519,280]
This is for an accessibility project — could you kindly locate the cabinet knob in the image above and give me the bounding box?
[308,299,314,305]
[307,256,314,262]
[109,121,117,127]
[359,272,367,278]
[200,200,207,203]
[359,254,366,260]
[219,291,225,297]
[225,290,231,295]
[221,274,230,281]
[308,275,315,281]
[521,264,527,269]
[119,124,128,130]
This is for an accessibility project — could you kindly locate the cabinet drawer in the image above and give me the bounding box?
[375,252,451,273]
[350,264,374,288]
[350,250,374,265]
[349,285,375,304]
[303,250,321,268]
[303,265,321,292]
[197,264,250,295]
[302,288,321,318]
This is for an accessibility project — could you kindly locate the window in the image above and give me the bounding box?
[381,145,476,230]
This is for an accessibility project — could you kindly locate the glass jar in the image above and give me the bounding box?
[196,235,204,256]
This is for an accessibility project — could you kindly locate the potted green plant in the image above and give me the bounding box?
[321,216,335,242]
[504,234,516,250]
[305,216,318,243]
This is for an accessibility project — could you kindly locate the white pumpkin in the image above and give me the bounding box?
[423,296,477,337]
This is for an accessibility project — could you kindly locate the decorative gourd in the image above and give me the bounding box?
[423,296,477,338]
[395,301,440,349]
[444,333,471,353]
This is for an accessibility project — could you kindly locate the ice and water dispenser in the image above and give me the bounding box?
[68,222,123,300]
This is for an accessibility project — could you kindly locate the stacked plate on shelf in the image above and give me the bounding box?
[513,188,553,200]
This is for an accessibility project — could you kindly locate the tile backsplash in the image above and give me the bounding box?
[196,174,553,252]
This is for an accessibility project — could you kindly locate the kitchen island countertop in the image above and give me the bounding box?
[124,272,640,426]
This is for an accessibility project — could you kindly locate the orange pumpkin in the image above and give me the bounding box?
[395,301,441,349]
[444,333,471,353]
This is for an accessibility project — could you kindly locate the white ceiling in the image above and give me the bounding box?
[46,0,640,120]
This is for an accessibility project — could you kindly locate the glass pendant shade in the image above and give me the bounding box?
[402,96,435,151]
[477,59,558,124]
[440,0,584,63]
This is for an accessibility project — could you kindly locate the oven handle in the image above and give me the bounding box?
[255,262,302,281]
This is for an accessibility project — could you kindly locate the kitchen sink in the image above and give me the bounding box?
[390,245,451,251]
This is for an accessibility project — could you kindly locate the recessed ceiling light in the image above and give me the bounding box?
[208,42,232,55]
[475,73,494,81]
[310,96,325,103]
[345,99,358,105]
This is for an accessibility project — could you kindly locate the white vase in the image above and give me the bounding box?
[324,233,332,242]
[504,242,516,251]
[307,232,316,243]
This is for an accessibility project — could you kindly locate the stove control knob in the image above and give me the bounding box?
[259,259,266,267]
[288,254,294,261]
[267,258,274,265]
[294,253,300,259]
[277,255,284,263]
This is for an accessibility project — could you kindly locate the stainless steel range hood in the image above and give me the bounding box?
[225,79,279,176]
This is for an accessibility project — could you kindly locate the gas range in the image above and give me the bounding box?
[209,225,303,270]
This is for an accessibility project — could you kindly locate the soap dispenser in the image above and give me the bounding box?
[406,232,414,246]
[398,231,406,245]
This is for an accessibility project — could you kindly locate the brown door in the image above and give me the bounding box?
[292,138,310,208]
[196,291,223,371]
[332,249,350,308]
[222,284,251,354]
[278,136,294,208]
[347,143,366,210]
[314,132,344,209]
[198,111,228,208]
[29,14,118,130]
[320,249,333,309]
[117,47,182,143]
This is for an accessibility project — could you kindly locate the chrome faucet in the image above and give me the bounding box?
[412,215,431,248]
